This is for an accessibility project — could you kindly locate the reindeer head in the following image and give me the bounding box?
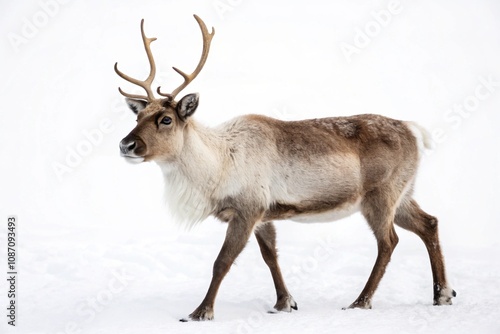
[115,15,214,163]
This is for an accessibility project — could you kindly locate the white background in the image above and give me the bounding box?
[1,0,499,333]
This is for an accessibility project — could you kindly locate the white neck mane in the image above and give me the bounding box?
[158,122,225,228]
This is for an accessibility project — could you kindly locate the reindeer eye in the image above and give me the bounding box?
[160,116,172,125]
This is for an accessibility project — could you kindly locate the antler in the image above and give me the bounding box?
[114,19,157,101]
[157,14,215,100]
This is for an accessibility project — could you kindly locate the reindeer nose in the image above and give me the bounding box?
[120,138,136,155]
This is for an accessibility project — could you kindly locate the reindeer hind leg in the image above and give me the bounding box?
[347,188,400,309]
[394,197,456,305]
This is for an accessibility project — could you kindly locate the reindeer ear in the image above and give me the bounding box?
[125,98,148,114]
[176,93,199,121]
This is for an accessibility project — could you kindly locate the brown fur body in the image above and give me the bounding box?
[121,106,456,320]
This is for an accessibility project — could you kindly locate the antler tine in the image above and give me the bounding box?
[115,19,158,101]
[158,15,215,100]
[156,86,173,100]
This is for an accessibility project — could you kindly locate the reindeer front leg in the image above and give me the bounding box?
[185,210,257,321]
[255,222,297,312]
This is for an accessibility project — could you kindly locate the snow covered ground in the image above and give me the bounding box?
[1,0,500,333]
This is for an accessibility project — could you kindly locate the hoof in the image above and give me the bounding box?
[434,286,457,306]
[273,295,298,312]
[344,298,372,310]
[188,305,214,321]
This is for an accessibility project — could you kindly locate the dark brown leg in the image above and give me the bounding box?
[348,190,399,309]
[255,222,297,312]
[187,215,255,321]
[394,198,456,305]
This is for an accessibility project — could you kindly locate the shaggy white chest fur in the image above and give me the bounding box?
[160,164,215,228]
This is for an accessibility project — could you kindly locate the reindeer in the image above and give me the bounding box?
[115,15,456,321]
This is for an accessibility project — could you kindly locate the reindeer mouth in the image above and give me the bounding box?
[120,154,145,164]
[119,135,146,164]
